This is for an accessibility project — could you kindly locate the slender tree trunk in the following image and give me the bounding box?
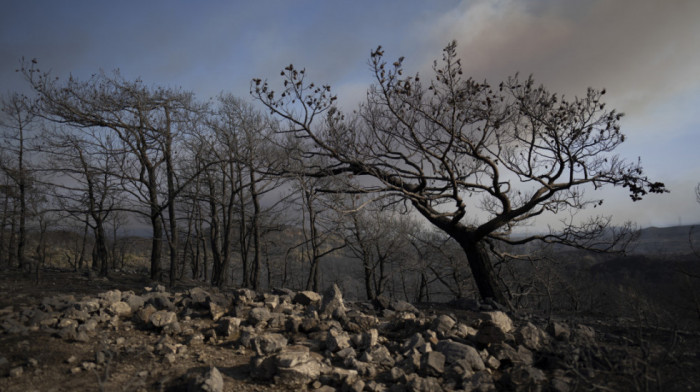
[77,215,89,271]
[17,124,26,270]
[150,211,163,281]
[0,193,8,266]
[8,207,17,267]
[363,258,375,300]
[237,166,249,288]
[305,192,321,292]
[94,221,109,276]
[250,170,262,291]
[164,119,179,286]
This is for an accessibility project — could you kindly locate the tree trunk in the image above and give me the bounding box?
[94,220,109,276]
[150,212,163,281]
[249,169,262,291]
[363,259,375,300]
[0,193,8,266]
[455,235,512,308]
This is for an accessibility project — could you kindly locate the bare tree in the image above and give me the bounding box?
[24,64,204,283]
[342,201,415,300]
[0,93,37,270]
[253,42,667,305]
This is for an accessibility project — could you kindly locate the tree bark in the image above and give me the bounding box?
[150,211,163,281]
[454,233,512,308]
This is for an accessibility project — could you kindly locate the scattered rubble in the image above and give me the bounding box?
[0,279,689,391]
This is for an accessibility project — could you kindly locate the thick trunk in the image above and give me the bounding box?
[455,235,511,308]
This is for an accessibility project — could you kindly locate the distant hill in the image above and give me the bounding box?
[629,224,700,255]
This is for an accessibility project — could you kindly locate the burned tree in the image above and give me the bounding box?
[253,42,666,306]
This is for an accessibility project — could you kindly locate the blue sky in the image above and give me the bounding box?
[2,0,699,228]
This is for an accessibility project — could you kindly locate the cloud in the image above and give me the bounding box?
[424,0,700,129]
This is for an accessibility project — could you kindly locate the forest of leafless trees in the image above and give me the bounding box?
[3,45,691,325]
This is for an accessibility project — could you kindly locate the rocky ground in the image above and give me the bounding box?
[0,269,698,391]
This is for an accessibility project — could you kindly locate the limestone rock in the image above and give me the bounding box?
[293,291,322,306]
[420,351,445,377]
[188,366,224,392]
[149,310,178,328]
[435,340,485,371]
[326,328,351,352]
[515,322,549,351]
[252,333,288,356]
[99,289,122,306]
[248,307,272,326]
[547,321,571,341]
[320,284,347,320]
[482,311,513,333]
[431,314,456,337]
[108,301,132,317]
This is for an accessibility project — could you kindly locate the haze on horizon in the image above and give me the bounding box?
[1,0,699,229]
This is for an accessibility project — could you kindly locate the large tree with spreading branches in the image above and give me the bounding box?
[252,42,666,306]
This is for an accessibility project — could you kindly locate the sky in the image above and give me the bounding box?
[1,0,699,229]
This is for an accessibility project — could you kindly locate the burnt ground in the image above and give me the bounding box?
[0,268,699,391]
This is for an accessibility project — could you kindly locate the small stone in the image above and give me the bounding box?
[187,366,224,392]
[149,310,178,328]
[252,333,288,356]
[293,291,322,306]
[99,289,122,306]
[482,311,513,333]
[9,366,23,377]
[420,351,445,376]
[431,314,456,337]
[108,301,133,317]
[326,328,351,352]
[135,304,157,325]
[248,307,272,325]
[209,301,226,321]
[320,284,347,320]
[547,321,571,341]
[435,340,485,371]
